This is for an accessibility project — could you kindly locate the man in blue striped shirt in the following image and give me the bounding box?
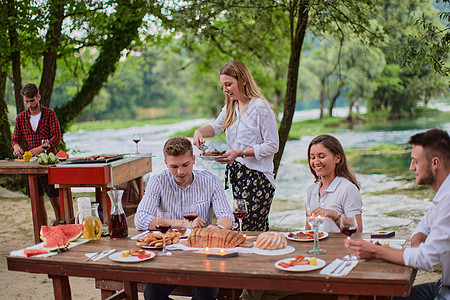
[135,136,233,300]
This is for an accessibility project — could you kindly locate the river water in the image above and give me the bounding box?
[64,107,450,233]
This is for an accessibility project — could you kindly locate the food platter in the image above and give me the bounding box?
[199,155,225,161]
[66,154,123,164]
[364,239,406,249]
[253,245,295,256]
[109,250,155,263]
[137,244,163,250]
[286,230,329,242]
[275,257,326,272]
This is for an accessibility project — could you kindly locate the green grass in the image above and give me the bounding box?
[172,126,226,140]
[66,118,191,133]
[288,117,345,140]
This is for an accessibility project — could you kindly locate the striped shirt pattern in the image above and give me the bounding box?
[135,169,233,231]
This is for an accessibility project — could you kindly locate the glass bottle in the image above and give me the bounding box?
[107,189,128,239]
[82,203,102,240]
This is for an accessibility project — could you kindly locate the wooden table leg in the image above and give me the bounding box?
[59,188,66,223]
[136,177,144,200]
[123,281,138,300]
[28,175,43,244]
[50,275,72,300]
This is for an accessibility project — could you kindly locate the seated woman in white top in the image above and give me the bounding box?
[305,134,363,233]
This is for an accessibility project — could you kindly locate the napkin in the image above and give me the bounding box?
[320,259,358,276]
[85,248,116,261]
[130,231,149,240]
[10,238,90,258]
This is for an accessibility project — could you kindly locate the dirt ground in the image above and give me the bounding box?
[0,186,441,300]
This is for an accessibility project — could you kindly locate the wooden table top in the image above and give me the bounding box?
[7,229,416,297]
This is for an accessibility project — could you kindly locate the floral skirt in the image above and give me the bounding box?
[225,161,275,232]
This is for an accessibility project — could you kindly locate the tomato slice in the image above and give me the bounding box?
[138,254,152,259]
[294,255,304,262]
[278,262,292,268]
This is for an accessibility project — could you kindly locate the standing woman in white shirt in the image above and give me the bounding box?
[193,60,279,231]
[305,134,363,233]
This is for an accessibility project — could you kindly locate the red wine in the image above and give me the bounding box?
[233,210,247,219]
[109,213,128,239]
[133,139,140,144]
[341,226,357,237]
[183,213,198,222]
[156,224,171,233]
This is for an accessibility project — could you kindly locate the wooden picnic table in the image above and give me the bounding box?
[0,155,151,243]
[7,229,416,300]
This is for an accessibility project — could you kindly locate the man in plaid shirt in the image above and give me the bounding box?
[12,83,62,226]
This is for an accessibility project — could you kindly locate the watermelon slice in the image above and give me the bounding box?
[40,224,84,252]
[56,149,69,159]
[40,226,70,252]
[57,224,84,242]
[23,249,50,257]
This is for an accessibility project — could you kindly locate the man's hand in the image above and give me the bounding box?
[345,239,379,259]
[191,217,206,229]
[30,146,44,157]
[12,144,24,158]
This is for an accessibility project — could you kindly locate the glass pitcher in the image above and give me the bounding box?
[82,203,102,240]
[107,189,128,239]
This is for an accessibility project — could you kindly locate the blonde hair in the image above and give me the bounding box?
[220,60,274,130]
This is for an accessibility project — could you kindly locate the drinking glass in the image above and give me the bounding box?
[132,133,141,155]
[183,201,198,228]
[41,139,50,154]
[156,211,172,256]
[233,199,248,234]
[340,214,358,261]
[305,203,326,254]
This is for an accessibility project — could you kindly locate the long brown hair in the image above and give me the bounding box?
[307,134,360,190]
[220,60,273,130]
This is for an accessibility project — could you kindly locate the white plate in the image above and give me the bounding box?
[364,239,406,249]
[275,257,326,272]
[199,155,225,161]
[179,228,192,239]
[109,250,155,263]
[253,245,295,256]
[137,244,163,250]
[286,231,329,242]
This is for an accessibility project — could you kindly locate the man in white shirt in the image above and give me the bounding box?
[135,136,233,300]
[346,128,450,300]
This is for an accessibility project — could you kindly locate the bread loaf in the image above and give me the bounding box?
[186,228,246,248]
[255,232,287,250]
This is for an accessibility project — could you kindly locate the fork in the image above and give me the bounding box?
[85,248,112,262]
[200,142,208,154]
[334,260,352,275]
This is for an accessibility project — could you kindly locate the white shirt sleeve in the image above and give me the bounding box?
[134,176,160,230]
[252,105,279,160]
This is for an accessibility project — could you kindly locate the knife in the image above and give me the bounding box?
[330,260,345,274]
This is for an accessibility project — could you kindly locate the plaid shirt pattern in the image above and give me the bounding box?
[12,105,61,153]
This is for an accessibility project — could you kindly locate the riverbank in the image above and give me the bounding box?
[0,187,441,299]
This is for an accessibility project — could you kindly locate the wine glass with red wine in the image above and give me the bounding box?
[41,139,50,154]
[156,211,172,256]
[132,133,141,155]
[233,199,248,234]
[340,214,358,261]
[183,201,197,228]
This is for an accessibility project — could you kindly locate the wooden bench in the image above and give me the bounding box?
[95,279,241,300]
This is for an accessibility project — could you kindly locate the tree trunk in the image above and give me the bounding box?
[0,64,12,158]
[319,77,325,119]
[7,0,23,114]
[55,0,146,134]
[328,83,343,117]
[39,0,65,108]
[273,0,310,177]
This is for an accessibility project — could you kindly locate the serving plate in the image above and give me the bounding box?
[275,257,326,272]
[109,250,155,263]
[199,155,225,161]
[286,230,329,242]
[253,245,295,256]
